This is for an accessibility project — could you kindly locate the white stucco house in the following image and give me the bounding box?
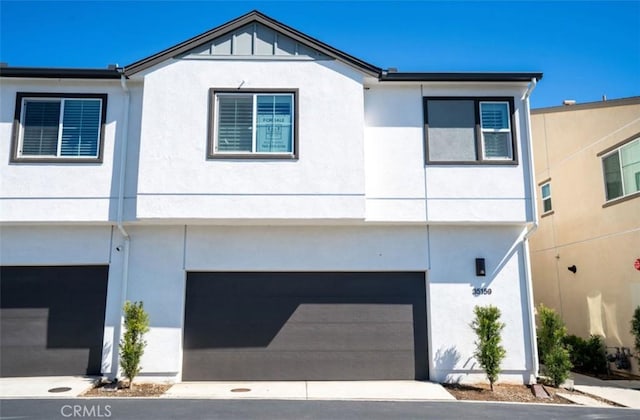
[0,11,543,384]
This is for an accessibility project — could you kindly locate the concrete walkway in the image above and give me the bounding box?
[556,392,612,407]
[570,372,640,409]
[0,376,96,398]
[163,381,456,401]
[2,373,638,408]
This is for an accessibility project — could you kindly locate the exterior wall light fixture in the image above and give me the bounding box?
[475,258,486,276]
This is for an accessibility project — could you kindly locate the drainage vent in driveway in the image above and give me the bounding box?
[48,387,72,393]
[230,388,251,393]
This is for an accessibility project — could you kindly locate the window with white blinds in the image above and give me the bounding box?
[480,102,512,159]
[13,93,106,161]
[212,91,295,157]
[424,97,516,164]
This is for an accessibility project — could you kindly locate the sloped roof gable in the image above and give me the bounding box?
[124,10,381,76]
[181,22,331,60]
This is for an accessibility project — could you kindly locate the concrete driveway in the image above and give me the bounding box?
[0,376,96,398]
[163,380,456,401]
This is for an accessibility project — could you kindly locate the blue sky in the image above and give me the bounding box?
[1,0,638,108]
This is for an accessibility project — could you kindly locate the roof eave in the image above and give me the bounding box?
[123,10,381,77]
[379,72,544,83]
[0,67,122,80]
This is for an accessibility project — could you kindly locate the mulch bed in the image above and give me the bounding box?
[443,383,615,405]
[82,381,172,397]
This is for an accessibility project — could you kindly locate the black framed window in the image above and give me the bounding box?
[424,97,517,164]
[12,92,107,163]
[209,89,298,159]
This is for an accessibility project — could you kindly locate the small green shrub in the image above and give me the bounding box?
[584,335,608,375]
[563,334,586,369]
[119,301,150,387]
[631,306,640,354]
[564,334,607,375]
[470,305,506,391]
[537,304,572,387]
[537,304,567,364]
[544,345,572,387]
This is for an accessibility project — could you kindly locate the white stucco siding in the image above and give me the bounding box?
[0,79,133,222]
[1,223,535,383]
[364,86,427,223]
[427,225,535,384]
[108,225,429,380]
[185,225,430,271]
[0,225,112,265]
[115,226,186,376]
[364,86,427,197]
[364,83,533,223]
[135,59,366,220]
[99,224,535,384]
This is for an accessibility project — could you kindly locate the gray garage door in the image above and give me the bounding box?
[0,266,108,377]
[183,272,427,380]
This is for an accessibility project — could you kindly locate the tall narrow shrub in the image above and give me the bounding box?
[537,304,572,387]
[631,306,640,354]
[119,301,150,387]
[470,305,506,391]
[537,304,566,364]
[544,345,573,387]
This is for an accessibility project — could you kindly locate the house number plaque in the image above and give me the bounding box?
[472,288,492,296]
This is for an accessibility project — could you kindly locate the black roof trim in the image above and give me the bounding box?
[0,67,122,79]
[124,10,382,77]
[379,72,543,82]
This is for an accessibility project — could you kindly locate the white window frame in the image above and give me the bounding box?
[479,101,513,161]
[13,93,106,162]
[601,137,640,202]
[212,91,296,157]
[540,182,552,213]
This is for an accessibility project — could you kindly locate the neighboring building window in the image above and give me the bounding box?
[602,137,640,201]
[12,93,107,162]
[210,90,297,158]
[424,97,516,164]
[541,182,552,213]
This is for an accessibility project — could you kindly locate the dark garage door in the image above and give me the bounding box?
[183,272,427,381]
[0,266,108,377]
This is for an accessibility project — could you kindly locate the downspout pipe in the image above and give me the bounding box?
[522,77,539,238]
[520,77,540,382]
[114,72,131,379]
[117,73,130,241]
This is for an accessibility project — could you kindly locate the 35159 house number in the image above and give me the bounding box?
[472,288,492,296]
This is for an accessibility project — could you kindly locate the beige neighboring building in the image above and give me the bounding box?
[529,96,640,373]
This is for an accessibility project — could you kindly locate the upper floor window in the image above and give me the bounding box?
[209,89,297,159]
[12,93,107,162]
[424,97,517,164]
[541,182,552,213]
[602,136,640,202]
